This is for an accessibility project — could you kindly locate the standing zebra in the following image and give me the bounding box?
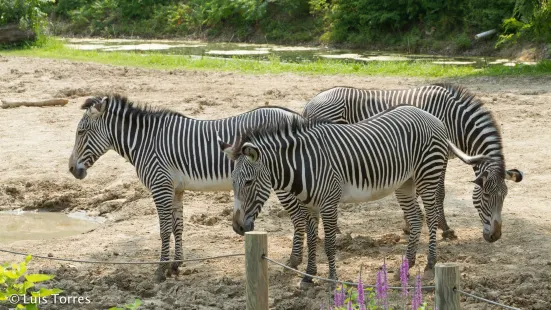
[219,105,496,286]
[302,83,523,239]
[68,94,305,282]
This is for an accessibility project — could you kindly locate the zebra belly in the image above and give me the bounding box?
[170,170,233,192]
[340,182,405,203]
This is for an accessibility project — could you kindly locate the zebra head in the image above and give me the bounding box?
[219,138,272,236]
[472,162,523,243]
[68,96,112,180]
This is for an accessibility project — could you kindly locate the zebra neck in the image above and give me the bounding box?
[108,110,161,166]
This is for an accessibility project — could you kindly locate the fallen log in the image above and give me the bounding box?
[0,24,36,44]
[1,99,69,109]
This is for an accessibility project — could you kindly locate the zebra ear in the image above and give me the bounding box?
[242,142,259,162]
[505,169,523,182]
[218,136,236,161]
[89,97,107,117]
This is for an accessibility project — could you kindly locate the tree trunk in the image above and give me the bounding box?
[0,24,36,44]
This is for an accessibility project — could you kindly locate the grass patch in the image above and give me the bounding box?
[1,38,550,78]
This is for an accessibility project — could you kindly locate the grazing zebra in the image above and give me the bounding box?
[67,94,306,282]
[302,83,523,239]
[219,105,501,286]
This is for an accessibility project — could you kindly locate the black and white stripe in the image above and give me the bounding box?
[302,83,523,239]
[68,94,303,281]
[220,105,491,284]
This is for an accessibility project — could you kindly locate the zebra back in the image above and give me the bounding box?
[302,84,504,165]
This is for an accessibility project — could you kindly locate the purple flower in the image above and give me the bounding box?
[357,273,365,310]
[375,260,389,309]
[382,259,389,309]
[347,300,353,310]
[400,256,409,298]
[412,272,423,310]
[334,283,345,308]
[376,268,383,304]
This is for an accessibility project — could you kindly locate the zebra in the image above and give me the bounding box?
[302,83,523,239]
[67,93,307,282]
[219,104,502,286]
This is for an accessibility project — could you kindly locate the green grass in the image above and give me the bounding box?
[2,37,550,78]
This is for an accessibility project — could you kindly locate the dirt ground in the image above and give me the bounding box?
[0,55,550,310]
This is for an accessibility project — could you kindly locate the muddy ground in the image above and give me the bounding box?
[0,55,550,310]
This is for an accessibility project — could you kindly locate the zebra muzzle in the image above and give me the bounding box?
[69,164,87,180]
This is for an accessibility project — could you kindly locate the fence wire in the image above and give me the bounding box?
[454,288,521,310]
[262,255,435,290]
[0,248,244,265]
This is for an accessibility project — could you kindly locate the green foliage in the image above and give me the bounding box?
[0,0,54,33]
[0,255,62,310]
[497,0,551,46]
[109,298,142,310]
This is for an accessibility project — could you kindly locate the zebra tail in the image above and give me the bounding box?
[447,139,491,166]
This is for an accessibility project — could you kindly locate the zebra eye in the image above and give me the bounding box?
[77,129,86,135]
[244,180,253,187]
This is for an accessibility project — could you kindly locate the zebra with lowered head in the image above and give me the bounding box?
[68,94,307,282]
[219,104,497,287]
[301,83,523,240]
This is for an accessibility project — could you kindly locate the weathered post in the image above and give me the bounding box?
[435,263,461,310]
[245,231,268,310]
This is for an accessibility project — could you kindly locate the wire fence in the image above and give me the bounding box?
[0,248,522,309]
[0,248,244,265]
[454,288,521,310]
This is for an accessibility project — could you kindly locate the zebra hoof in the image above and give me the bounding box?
[393,268,403,281]
[299,279,315,290]
[154,267,167,283]
[442,229,458,240]
[422,268,435,281]
[170,262,181,276]
[286,255,302,269]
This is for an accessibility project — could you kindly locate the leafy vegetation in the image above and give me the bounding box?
[0,0,54,33]
[0,255,62,310]
[2,37,550,78]
[35,0,550,53]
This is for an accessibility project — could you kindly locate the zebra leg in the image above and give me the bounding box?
[167,190,184,277]
[436,167,457,240]
[419,189,440,280]
[301,210,319,288]
[320,204,339,290]
[275,191,305,269]
[394,179,422,280]
[151,182,175,283]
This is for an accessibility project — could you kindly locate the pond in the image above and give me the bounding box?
[63,37,537,68]
[0,210,103,242]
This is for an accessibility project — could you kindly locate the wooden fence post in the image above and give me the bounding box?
[245,231,268,310]
[435,263,461,310]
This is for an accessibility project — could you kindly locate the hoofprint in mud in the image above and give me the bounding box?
[0,56,549,310]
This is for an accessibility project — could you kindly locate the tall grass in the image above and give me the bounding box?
[1,38,550,78]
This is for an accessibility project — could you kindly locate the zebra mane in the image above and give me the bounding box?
[232,115,331,156]
[432,82,506,172]
[81,93,303,121]
[81,93,177,118]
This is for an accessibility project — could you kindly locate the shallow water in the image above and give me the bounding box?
[0,210,103,242]
[63,38,537,68]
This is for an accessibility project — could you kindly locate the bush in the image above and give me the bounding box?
[0,0,54,34]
